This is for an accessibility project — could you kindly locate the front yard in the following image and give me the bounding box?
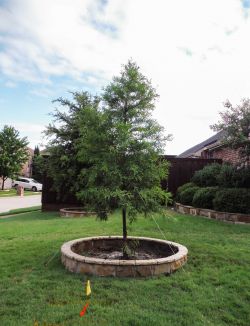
[0,210,249,326]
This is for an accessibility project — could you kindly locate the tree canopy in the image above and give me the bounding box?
[34,145,40,156]
[46,61,172,254]
[45,92,100,201]
[76,61,171,237]
[211,99,250,166]
[0,125,29,190]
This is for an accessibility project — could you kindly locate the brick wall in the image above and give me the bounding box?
[20,147,34,177]
[202,146,240,165]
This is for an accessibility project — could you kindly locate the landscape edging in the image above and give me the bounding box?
[174,202,250,224]
[61,236,188,277]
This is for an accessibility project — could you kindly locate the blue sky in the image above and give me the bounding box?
[1,0,250,154]
[242,0,250,9]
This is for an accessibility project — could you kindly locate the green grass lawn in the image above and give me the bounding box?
[0,189,41,197]
[0,206,41,217]
[0,210,249,326]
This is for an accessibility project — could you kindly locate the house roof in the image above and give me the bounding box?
[178,131,225,158]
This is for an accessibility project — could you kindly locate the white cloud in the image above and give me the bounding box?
[4,80,16,88]
[0,122,45,148]
[1,0,250,153]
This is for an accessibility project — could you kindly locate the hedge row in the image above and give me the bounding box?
[191,163,250,188]
[176,163,250,214]
[177,186,250,214]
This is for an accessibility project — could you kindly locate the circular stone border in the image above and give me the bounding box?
[60,208,96,218]
[61,236,188,277]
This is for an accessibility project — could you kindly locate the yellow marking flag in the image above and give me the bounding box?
[86,280,91,296]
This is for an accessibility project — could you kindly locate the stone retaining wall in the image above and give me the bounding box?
[61,236,188,277]
[60,208,96,218]
[175,202,250,224]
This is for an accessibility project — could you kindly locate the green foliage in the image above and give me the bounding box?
[32,155,45,183]
[178,164,250,212]
[186,163,250,211]
[34,145,40,156]
[0,125,28,190]
[175,182,196,201]
[192,187,218,209]
[213,188,250,214]
[191,163,250,189]
[32,145,44,182]
[76,61,172,225]
[216,163,235,188]
[177,182,196,193]
[191,163,222,187]
[178,186,200,205]
[46,61,172,242]
[45,92,100,201]
[211,99,250,165]
[233,167,250,188]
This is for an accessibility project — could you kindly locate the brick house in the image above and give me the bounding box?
[179,131,240,165]
[20,147,34,177]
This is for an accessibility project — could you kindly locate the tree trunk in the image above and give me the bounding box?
[122,208,128,259]
[122,208,127,241]
[1,177,5,190]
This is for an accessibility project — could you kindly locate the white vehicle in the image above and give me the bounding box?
[12,177,43,192]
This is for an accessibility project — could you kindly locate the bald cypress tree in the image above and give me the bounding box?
[77,61,172,256]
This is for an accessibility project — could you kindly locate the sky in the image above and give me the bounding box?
[1,0,250,155]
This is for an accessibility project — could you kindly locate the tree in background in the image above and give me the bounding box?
[211,99,250,166]
[32,146,44,183]
[34,145,40,156]
[45,92,100,201]
[76,61,172,256]
[0,125,29,190]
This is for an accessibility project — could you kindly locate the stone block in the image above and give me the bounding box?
[134,265,155,277]
[95,264,116,277]
[65,257,77,272]
[78,263,96,275]
[183,206,191,214]
[170,256,186,272]
[199,209,210,217]
[215,212,227,220]
[226,213,237,222]
[154,263,171,275]
[237,214,250,223]
[115,265,136,277]
[190,208,197,215]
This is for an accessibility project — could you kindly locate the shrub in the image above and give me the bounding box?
[213,188,250,214]
[216,164,235,188]
[175,182,196,201]
[178,186,200,206]
[192,187,218,209]
[192,163,222,187]
[233,167,250,188]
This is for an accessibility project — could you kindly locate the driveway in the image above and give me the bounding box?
[0,194,41,213]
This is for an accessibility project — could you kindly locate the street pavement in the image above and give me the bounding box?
[0,194,42,213]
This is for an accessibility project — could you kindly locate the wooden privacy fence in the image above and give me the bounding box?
[162,156,222,195]
[42,156,222,210]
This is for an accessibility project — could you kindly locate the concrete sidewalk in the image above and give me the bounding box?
[0,195,41,213]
